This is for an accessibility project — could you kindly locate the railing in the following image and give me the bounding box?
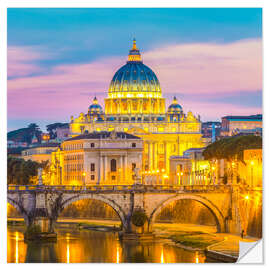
[7,184,233,192]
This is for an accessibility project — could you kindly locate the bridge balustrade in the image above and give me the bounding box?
[7,184,234,193]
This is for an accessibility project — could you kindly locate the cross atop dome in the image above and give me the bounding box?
[128,38,142,62]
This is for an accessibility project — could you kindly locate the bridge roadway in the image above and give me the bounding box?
[7,184,245,237]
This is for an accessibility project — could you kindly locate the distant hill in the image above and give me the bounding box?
[7,123,41,145]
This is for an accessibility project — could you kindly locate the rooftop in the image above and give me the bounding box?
[222,114,262,121]
[28,142,60,149]
[64,131,140,142]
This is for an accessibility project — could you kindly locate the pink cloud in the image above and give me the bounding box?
[143,39,262,94]
[8,46,52,78]
[8,39,262,122]
[181,100,262,122]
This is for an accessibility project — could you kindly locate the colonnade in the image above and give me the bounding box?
[105,98,165,115]
[99,154,128,184]
[145,141,175,173]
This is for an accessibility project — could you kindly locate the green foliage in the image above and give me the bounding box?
[46,122,69,139]
[7,156,44,185]
[25,224,42,236]
[157,200,216,226]
[59,199,119,220]
[131,209,148,227]
[203,135,262,161]
[7,123,42,144]
[170,232,223,249]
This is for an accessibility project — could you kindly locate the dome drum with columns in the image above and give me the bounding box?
[69,40,204,173]
[105,39,165,116]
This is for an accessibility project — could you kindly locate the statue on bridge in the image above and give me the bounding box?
[38,168,43,186]
[132,167,142,185]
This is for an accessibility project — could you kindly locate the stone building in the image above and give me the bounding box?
[52,131,143,185]
[221,114,262,137]
[69,39,204,174]
[21,143,60,163]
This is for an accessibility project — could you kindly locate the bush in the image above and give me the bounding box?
[25,224,42,236]
[131,209,148,227]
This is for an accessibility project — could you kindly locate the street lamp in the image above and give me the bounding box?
[250,161,254,187]
[156,169,160,185]
[82,172,86,186]
[212,166,216,185]
[180,172,183,185]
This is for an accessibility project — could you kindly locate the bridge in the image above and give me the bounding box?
[8,184,249,238]
[7,185,247,238]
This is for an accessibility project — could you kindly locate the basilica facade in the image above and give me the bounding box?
[69,39,204,176]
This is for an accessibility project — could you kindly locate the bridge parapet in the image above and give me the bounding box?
[7,184,233,193]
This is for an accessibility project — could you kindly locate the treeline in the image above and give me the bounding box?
[203,135,262,161]
[157,200,216,226]
[59,199,119,220]
[59,199,216,226]
[7,156,48,185]
[8,123,42,145]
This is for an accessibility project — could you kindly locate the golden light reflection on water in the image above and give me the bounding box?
[7,226,206,263]
[66,233,70,263]
[195,251,199,263]
[7,229,27,263]
[15,231,19,263]
[116,243,121,263]
[160,246,164,263]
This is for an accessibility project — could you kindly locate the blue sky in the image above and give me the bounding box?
[7,8,262,131]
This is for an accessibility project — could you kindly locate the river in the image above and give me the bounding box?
[7,224,213,263]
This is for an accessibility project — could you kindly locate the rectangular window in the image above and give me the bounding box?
[91,163,95,172]
[91,175,95,180]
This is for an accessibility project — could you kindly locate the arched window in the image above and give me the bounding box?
[111,159,117,172]
[90,143,95,148]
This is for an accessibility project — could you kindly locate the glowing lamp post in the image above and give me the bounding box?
[156,169,160,185]
[180,172,183,185]
[82,172,86,186]
[231,161,236,185]
[250,161,254,187]
[211,166,215,185]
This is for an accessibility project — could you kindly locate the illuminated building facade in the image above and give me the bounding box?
[221,114,262,136]
[21,143,59,163]
[169,148,211,186]
[55,131,143,185]
[69,39,204,175]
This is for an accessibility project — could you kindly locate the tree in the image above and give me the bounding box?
[46,123,69,139]
[203,135,262,162]
[7,123,42,144]
[7,157,42,185]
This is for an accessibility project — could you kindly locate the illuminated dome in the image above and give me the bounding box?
[88,97,103,114]
[108,39,161,98]
[168,96,183,114]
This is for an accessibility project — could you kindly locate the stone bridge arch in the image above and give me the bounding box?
[7,197,29,225]
[148,194,226,233]
[59,194,128,231]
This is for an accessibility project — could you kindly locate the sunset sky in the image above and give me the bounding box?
[7,8,262,131]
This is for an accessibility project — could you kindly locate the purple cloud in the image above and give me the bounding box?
[7,39,262,123]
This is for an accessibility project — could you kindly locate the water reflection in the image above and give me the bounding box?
[7,226,206,263]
